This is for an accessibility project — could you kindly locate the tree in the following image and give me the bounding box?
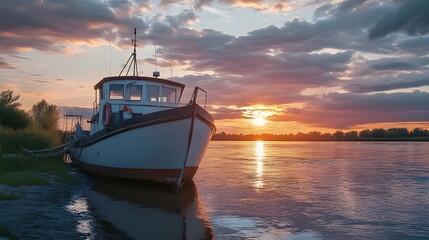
[411,128,429,137]
[370,128,387,138]
[308,131,322,140]
[387,128,409,137]
[359,129,371,138]
[0,104,31,130]
[0,90,21,108]
[333,130,344,139]
[0,90,30,129]
[344,130,358,139]
[31,99,60,131]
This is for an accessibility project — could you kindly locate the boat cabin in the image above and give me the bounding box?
[90,76,185,134]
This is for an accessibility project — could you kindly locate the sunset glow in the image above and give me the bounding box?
[242,105,282,127]
[1,0,428,134]
[251,117,267,127]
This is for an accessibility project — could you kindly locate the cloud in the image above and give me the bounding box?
[343,56,429,93]
[397,36,429,55]
[369,0,429,40]
[159,0,182,7]
[0,0,147,54]
[1,0,428,131]
[0,57,15,69]
[32,80,54,84]
[282,91,429,129]
[194,0,265,10]
[165,9,197,28]
[348,56,429,77]
[344,73,429,93]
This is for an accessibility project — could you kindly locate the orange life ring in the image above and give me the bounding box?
[102,102,112,126]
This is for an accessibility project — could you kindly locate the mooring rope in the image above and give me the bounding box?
[22,137,81,158]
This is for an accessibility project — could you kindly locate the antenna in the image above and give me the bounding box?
[119,28,139,76]
[170,50,172,79]
[154,45,157,71]
[109,38,112,77]
[153,44,160,78]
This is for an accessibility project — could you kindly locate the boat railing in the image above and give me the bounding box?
[190,87,208,109]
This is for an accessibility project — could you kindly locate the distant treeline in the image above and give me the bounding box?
[212,128,429,141]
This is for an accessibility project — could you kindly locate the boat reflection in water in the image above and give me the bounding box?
[86,178,213,239]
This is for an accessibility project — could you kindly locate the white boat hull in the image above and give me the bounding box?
[70,105,215,186]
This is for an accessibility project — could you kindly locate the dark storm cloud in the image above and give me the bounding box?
[369,0,429,40]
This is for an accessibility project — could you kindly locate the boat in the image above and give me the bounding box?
[86,178,213,239]
[70,29,216,188]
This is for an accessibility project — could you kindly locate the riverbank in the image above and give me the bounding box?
[0,156,74,239]
[0,125,73,239]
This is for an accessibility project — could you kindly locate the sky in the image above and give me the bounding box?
[1,0,429,134]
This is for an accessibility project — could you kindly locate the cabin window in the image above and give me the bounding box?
[109,84,124,100]
[126,84,142,101]
[147,85,159,102]
[160,87,176,103]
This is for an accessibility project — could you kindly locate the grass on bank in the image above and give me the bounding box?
[0,126,61,154]
[0,156,72,186]
[0,127,72,187]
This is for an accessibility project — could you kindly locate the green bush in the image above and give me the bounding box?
[0,104,31,130]
[0,127,61,155]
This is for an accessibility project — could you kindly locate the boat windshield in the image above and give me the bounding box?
[160,87,176,103]
[126,84,142,101]
[110,84,124,100]
[147,85,159,102]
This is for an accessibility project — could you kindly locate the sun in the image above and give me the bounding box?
[240,104,283,127]
[252,116,267,126]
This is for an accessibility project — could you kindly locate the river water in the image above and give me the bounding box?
[0,141,428,239]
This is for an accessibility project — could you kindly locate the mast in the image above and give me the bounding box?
[119,28,139,76]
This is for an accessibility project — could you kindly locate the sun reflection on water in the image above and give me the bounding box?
[65,194,95,238]
[254,140,265,189]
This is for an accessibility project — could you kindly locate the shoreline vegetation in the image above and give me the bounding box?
[0,90,72,239]
[0,91,71,185]
[212,128,429,141]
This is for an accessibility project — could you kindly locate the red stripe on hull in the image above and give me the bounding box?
[77,161,199,185]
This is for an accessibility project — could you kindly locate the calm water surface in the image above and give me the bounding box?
[196,141,429,239]
[0,141,428,239]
